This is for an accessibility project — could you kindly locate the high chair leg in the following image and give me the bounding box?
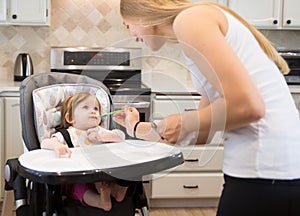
[1,190,14,216]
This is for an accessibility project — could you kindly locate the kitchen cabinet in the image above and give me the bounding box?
[281,0,300,28]
[150,93,224,207]
[152,94,201,120]
[0,0,6,22]
[0,96,23,200]
[227,0,300,29]
[190,0,227,5]
[0,0,50,26]
[227,0,280,29]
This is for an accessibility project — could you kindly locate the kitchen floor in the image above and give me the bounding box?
[1,207,217,216]
[147,207,217,216]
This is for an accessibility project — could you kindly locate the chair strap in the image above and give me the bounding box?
[55,127,73,148]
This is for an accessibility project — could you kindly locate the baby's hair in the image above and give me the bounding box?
[60,93,101,128]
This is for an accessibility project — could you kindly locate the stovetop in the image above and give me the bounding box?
[50,47,151,95]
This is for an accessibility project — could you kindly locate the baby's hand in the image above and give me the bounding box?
[55,144,72,158]
[87,128,101,143]
[41,137,72,158]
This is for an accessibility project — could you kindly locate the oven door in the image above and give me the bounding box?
[112,96,151,139]
[114,101,150,122]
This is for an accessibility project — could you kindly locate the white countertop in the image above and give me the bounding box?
[143,74,300,95]
[0,79,21,96]
[1,77,300,96]
[142,73,199,94]
[288,85,300,93]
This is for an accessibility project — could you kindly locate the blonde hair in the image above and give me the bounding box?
[120,0,290,74]
[60,93,101,128]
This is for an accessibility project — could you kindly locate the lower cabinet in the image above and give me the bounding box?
[0,96,23,200]
[152,172,223,199]
[150,93,224,207]
[150,145,224,207]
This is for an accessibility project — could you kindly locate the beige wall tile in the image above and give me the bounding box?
[0,0,300,81]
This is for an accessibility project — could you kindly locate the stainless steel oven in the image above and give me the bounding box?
[279,50,300,85]
[50,47,151,138]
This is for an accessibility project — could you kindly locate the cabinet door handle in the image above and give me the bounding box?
[12,103,20,108]
[273,20,278,25]
[184,159,199,162]
[12,14,17,19]
[286,19,292,25]
[183,185,199,189]
[184,108,196,112]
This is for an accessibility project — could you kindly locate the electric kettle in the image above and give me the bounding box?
[14,53,34,81]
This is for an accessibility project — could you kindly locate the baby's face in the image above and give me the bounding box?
[72,96,101,130]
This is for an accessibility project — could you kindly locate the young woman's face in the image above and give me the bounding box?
[71,96,101,130]
[124,19,168,51]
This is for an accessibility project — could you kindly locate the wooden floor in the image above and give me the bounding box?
[148,207,217,216]
[2,207,217,216]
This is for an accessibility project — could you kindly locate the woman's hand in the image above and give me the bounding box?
[113,106,140,137]
[158,112,200,145]
[157,114,182,144]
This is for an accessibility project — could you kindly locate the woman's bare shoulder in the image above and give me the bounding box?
[173,4,226,34]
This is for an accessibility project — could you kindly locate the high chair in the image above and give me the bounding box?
[2,72,184,216]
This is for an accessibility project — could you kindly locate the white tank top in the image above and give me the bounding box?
[186,8,300,179]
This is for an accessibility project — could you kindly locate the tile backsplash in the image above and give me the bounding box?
[1,0,300,81]
[0,0,131,80]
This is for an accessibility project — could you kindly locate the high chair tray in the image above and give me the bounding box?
[17,140,184,184]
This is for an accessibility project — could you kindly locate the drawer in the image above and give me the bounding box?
[152,95,200,119]
[175,146,224,172]
[151,173,224,198]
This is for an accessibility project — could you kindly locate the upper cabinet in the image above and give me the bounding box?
[227,0,281,29]
[281,0,300,29]
[0,0,50,26]
[216,0,227,5]
[190,0,227,5]
[227,0,300,29]
[0,0,6,22]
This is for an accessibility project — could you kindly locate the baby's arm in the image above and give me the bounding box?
[41,134,72,157]
[87,127,125,143]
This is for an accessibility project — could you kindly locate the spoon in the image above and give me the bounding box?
[100,109,124,118]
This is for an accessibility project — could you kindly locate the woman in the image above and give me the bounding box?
[114,1,300,215]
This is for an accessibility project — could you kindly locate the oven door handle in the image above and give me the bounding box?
[114,101,151,109]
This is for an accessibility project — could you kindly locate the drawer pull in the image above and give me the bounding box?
[184,159,199,162]
[183,185,199,189]
[184,108,196,112]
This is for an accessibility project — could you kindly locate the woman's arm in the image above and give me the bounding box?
[159,5,265,143]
